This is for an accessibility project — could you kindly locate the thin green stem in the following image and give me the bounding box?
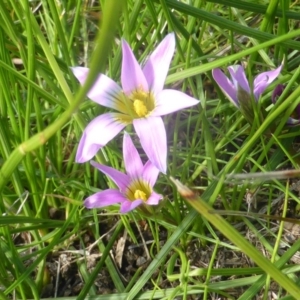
[0,0,124,192]
[172,178,300,299]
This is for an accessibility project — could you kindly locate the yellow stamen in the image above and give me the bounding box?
[134,189,147,201]
[133,100,148,117]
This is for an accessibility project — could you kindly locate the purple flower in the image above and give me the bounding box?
[212,64,283,108]
[72,33,198,173]
[271,84,285,104]
[84,132,162,213]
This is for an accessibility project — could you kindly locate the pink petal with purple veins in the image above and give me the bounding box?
[152,89,198,116]
[84,189,126,209]
[143,33,175,94]
[142,161,160,187]
[120,199,143,213]
[91,161,131,192]
[133,117,167,174]
[253,64,283,98]
[123,132,143,179]
[146,191,163,205]
[212,68,238,107]
[71,67,125,112]
[121,39,148,95]
[228,65,250,95]
[76,113,127,163]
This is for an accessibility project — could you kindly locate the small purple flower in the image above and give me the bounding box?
[272,84,300,125]
[212,64,283,108]
[84,132,162,213]
[72,33,198,173]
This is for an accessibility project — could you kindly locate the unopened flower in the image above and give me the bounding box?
[212,64,282,122]
[271,84,285,104]
[272,84,300,125]
[72,33,198,173]
[84,133,162,213]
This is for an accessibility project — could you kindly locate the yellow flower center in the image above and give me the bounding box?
[126,180,151,203]
[133,100,148,117]
[134,189,147,201]
[127,89,155,118]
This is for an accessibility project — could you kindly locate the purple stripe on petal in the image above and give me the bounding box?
[142,161,160,187]
[143,33,175,94]
[152,89,198,116]
[76,113,127,163]
[228,65,250,95]
[212,68,238,107]
[253,64,283,99]
[123,132,143,179]
[71,67,125,112]
[146,191,163,205]
[121,39,148,95]
[91,161,131,192]
[84,189,126,209]
[133,117,167,174]
[120,199,143,213]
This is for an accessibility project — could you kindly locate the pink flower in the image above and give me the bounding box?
[212,63,283,124]
[84,133,162,213]
[212,64,283,107]
[72,33,198,173]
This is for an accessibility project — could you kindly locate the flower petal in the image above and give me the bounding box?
[91,161,130,192]
[143,33,175,94]
[212,68,238,107]
[133,117,167,174]
[287,103,300,125]
[76,113,127,163]
[272,84,285,104]
[253,64,283,99]
[146,191,163,205]
[287,117,300,125]
[123,132,143,179]
[142,161,160,187]
[120,199,143,213]
[121,39,148,95]
[151,89,198,116]
[228,65,250,95]
[84,189,126,209]
[71,67,126,112]
[70,66,89,84]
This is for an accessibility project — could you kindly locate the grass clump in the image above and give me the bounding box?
[1,0,300,299]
